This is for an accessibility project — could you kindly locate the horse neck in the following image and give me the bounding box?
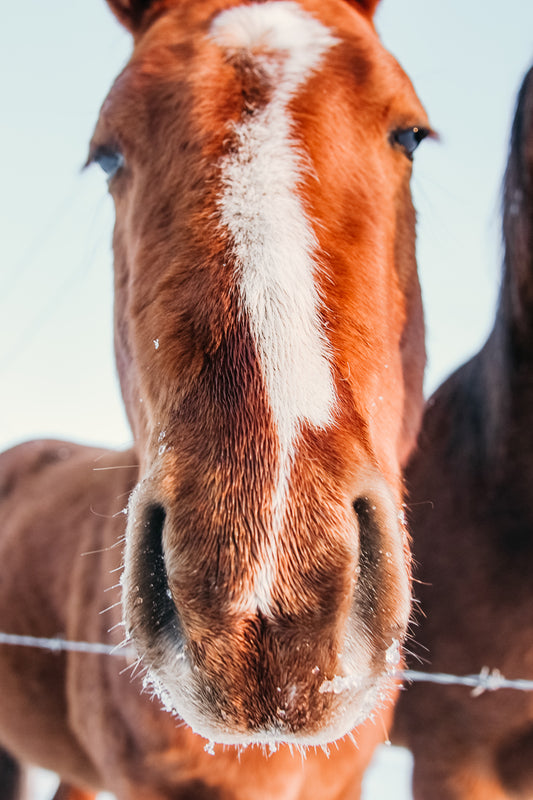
[475,287,533,478]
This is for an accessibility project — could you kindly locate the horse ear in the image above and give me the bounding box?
[106,0,382,30]
[105,0,159,33]
[349,0,381,17]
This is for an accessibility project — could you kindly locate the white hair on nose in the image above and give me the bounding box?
[211,2,338,614]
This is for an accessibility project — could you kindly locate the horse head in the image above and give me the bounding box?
[90,0,430,745]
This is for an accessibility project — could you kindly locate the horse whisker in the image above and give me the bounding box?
[99,601,122,615]
[93,465,140,471]
[107,621,125,633]
[103,583,122,593]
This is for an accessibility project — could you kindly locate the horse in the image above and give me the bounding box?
[0,0,432,796]
[393,65,533,799]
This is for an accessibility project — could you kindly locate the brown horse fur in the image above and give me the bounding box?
[0,0,431,796]
[393,66,533,799]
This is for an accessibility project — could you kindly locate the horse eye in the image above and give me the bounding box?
[392,126,429,159]
[91,146,125,179]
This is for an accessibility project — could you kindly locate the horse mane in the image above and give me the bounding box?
[500,65,533,346]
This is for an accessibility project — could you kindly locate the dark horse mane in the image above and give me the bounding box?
[501,66,533,342]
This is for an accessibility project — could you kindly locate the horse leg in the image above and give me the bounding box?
[51,784,95,800]
[0,747,25,800]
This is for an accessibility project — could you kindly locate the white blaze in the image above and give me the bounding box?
[211,3,337,613]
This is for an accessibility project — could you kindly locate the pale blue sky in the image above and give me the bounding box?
[1,0,532,453]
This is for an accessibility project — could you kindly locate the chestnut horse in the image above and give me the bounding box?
[0,0,431,796]
[394,66,533,799]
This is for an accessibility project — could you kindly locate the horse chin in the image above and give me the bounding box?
[135,637,396,747]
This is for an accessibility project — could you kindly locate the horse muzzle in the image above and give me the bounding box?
[121,469,409,745]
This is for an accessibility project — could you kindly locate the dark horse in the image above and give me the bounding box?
[0,0,432,796]
[394,66,533,799]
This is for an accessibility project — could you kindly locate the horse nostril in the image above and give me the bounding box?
[352,493,403,627]
[351,489,410,653]
[131,503,179,635]
[352,496,381,606]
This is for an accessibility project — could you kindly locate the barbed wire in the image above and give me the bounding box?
[397,667,533,695]
[0,631,133,658]
[1,631,533,695]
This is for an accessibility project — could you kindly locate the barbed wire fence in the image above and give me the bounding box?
[2,630,533,696]
[0,631,131,658]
